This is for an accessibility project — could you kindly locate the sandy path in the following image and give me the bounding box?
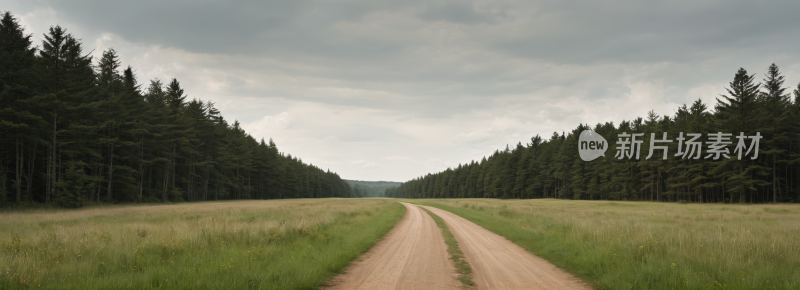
[420,205,591,290]
[325,202,459,290]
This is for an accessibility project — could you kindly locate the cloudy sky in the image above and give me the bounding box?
[5,0,800,181]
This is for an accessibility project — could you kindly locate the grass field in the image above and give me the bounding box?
[0,199,405,289]
[411,199,800,290]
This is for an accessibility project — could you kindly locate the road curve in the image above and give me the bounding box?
[324,202,459,290]
[420,205,591,290]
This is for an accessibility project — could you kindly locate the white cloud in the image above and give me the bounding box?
[687,83,728,110]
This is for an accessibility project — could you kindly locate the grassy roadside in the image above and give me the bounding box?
[419,207,474,289]
[0,199,405,289]
[409,199,800,290]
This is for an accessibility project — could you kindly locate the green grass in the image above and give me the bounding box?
[409,199,800,290]
[420,207,474,289]
[0,199,405,289]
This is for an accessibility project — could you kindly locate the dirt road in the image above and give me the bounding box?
[326,203,590,289]
[421,205,590,290]
[325,202,460,289]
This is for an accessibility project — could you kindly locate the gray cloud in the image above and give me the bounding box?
[418,0,510,24]
[7,0,800,181]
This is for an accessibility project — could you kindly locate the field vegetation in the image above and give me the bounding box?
[0,199,404,289]
[412,198,800,289]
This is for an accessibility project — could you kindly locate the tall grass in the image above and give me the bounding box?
[412,199,800,289]
[0,199,405,289]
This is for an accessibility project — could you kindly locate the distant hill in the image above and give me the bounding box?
[345,180,402,197]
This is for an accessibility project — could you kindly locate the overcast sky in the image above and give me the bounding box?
[5,0,800,182]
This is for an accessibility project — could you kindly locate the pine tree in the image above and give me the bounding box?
[96,48,125,201]
[0,12,42,204]
[714,68,769,203]
[791,83,800,201]
[759,63,791,203]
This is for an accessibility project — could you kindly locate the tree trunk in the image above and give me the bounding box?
[189,157,194,202]
[46,144,51,203]
[95,164,102,202]
[107,143,114,202]
[739,165,745,203]
[138,136,144,203]
[15,137,21,203]
[171,146,176,191]
[50,113,58,203]
[25,142,36,200]
[658,170,661,202]
[773,153,777,203]
[203,169,209,201]
[162,150,170,203]
[699,181,703,203]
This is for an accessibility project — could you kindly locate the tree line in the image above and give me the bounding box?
[0,12,353,208]
[345,180,402,197]
[386,64,800,203]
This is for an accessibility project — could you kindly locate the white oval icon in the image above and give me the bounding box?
[579,130,608,161]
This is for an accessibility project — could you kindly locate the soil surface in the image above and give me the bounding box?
[326,203,591,290]
[421,205,591,290]
[324,202,460,289]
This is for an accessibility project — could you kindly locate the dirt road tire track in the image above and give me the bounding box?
[326,202,591,289]
[324,202,460,289]
[420,205,591,290]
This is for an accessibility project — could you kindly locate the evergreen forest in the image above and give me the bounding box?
[0,12,353,208]
[345,180,402,197]
[386,65,800,203]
